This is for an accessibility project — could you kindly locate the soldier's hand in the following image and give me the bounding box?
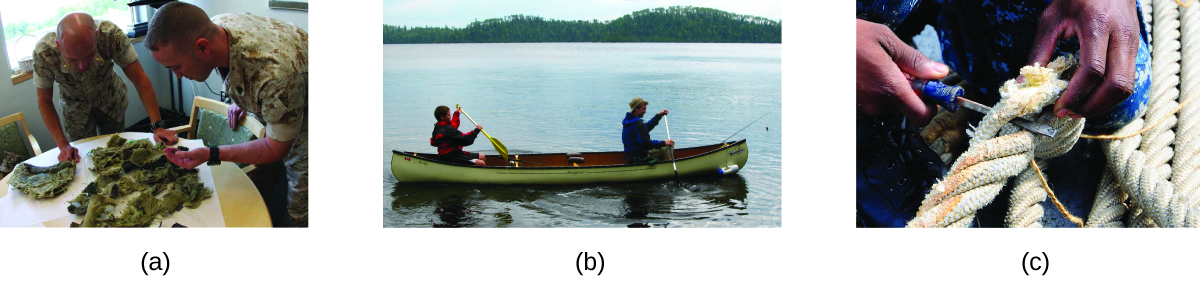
[57,145,79,163]
[227,104,246,130]
[163,147,209,170]
[154,127,179,146]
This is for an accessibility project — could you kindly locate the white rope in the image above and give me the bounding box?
[1174,0,1200,222]
[1144,0,1155,46]
[908,57,1081,227]
[1085,170,1128,227]
[1007,161,1049,227]
[1093,0,1187,227]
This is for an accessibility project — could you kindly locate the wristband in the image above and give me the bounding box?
[207,146,221,166]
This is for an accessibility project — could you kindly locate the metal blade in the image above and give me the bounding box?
[955,97,1057,137]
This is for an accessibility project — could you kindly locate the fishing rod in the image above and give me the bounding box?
[721,112,771,143]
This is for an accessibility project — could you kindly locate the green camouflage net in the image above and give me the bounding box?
[68,136,213,227]
[8,161,76,199]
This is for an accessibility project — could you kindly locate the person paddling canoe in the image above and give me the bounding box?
[432,105,486,166]
[622,97,674,164]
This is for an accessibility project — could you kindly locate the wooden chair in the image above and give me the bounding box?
[0,112,41,178]
[170,96,266,173]
[0,112,42,157]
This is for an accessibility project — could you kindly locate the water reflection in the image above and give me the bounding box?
[389,175,749,227]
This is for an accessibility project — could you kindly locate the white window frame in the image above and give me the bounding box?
[2,0,137,75]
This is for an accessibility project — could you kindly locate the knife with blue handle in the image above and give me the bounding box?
[911,78,1057,137]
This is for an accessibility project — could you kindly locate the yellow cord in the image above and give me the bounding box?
[1030,160,1084,227]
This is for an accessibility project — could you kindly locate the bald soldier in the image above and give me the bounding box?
[145,2,308,227]
[33,13,178,162]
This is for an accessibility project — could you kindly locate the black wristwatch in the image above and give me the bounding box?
[151,120,166,131]
[208,146,221,166]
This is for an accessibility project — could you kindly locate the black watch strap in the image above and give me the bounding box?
[208,146,221,166]
[151,120,166,130]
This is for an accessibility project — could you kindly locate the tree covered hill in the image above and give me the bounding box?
[384,6,781,44]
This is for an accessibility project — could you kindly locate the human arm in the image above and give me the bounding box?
[35,88,79,162]
[856,19,949,126]
[452,109,462,128]
[636,121,665,149]
[162,134,294,169]
[438,125,480,147]
[120,60,178,145]
[1028,0,1139,118]
[645,111,667,131]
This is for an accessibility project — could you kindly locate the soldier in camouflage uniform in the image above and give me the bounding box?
[146,2,308,227]
[33,13,178,162]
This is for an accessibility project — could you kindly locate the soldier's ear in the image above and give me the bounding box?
[194,37,211,58]
[195,38,209,55]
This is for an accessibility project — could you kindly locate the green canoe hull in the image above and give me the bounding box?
[391,139,749,184]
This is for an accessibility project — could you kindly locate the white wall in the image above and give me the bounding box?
[172,0,309,113]
[0,0,307,151]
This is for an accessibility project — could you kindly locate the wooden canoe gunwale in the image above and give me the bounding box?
[392,139,746,170]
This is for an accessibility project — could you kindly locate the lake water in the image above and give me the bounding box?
[382,43,781,227]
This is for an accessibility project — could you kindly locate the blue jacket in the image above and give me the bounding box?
[622,112,664,163]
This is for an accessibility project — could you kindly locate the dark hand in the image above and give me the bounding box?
[857,19,949,126]
[57,145,79,163]
[163,147,209,169]
[153,127,179,145]
[227,104,246,130]
[1030,0,1139,118]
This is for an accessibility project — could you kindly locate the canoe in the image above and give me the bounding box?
[391,139,749,184]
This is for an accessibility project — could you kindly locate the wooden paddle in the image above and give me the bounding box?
[665,115,680,186]
[456,105,509,162]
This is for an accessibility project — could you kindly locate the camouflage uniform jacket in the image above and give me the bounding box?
[212,13,309,226]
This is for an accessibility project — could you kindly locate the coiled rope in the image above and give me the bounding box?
[912,0,1200,228]
[907,57,1083,228]
[1078,0,1197,227]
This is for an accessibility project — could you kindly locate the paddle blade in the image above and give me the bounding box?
[480,129,509,161]
[490,137,509,159]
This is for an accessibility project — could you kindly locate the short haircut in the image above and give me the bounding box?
[145,2,215,51]
[435,106,450,121]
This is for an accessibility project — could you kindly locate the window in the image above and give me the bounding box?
[2,0,133,74]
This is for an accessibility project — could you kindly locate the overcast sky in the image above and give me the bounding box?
[383,0,781,28]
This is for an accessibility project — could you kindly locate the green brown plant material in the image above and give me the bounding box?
[73,136,214,227]
[8,161,76,199]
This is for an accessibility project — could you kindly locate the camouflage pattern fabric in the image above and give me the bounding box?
[212,13,308,227]
[32,20,137,141]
